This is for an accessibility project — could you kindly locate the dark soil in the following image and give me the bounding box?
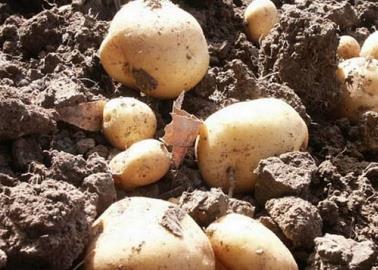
[0,0,377,269]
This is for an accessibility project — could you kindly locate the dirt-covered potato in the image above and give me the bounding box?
[85,197,216,270]
[109,139,171,190]
[206,214,298,270]
[244,0,278,43]
[337,35,360,59]
[99,0,209,99]
[336,57,378,119]
[195,98,308,193]
[103,97,156,149]
[360,31,378,59]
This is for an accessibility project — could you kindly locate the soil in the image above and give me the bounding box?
[0,0,377,269]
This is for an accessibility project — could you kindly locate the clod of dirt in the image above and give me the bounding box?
[0,249,6,269]
[358,111,378,153]
[11,137,43,170]
[308,234,377,270]
[179,188,255,227]
[266,196,323,248]
[315,155,377,244]
[295,0,358,30]
[18,9,63,55]
[355,0,378,28]
[159,205,186,237]
[0,98,57,141]
[0,179,92,270]
[259,5,340,115]
[254,152,317,205]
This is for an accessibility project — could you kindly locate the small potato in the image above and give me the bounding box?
[206,214,298,270]
[337,35,360,59]
[244,0,279,43]
[360,31,378,59]
[99,0,209,99]
[85,197,215,270]
[336,57,378,119]
[103,97,156,149]
[195,98,308,193]
[109,139,171,190]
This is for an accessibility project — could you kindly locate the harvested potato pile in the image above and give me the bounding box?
[85,197,215,270]
[195,98,308,193]
[360,31,378,59]
[337,35,360,59]
[99,0,209,98]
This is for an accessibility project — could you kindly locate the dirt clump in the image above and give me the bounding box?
[259,5,340,115]
[308,233,377,270]
[254,152,317,205]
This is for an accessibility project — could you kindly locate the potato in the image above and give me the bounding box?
[360,31,378,59]
[109,139,171,190]
[195,98,308,193]
[99,0,209,99]
[206,214,298,270]
[103,97,156,149]
[336,57,378,119]
[85,197,215,270]
[244,0,279,43]
[337,35,360,59]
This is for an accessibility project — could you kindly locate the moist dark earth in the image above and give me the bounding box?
[0,0,377,269]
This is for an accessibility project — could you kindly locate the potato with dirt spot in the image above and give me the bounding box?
[195,98,308,193]
[336,57,378,119]
[244,0,279,43]
[99,0,209,99]
[109,139,171,190]
[206,214,298,270]
[85,197,216,270]
[360,31,378,59]
[102,97,156,149]
[337,35,360,59]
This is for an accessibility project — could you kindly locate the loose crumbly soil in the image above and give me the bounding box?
[0,0,377,269]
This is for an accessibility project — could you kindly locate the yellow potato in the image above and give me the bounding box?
[244,0,279,43]
[85,197,215,270]
[109,139,171,190]
[336,57,378,119]
[103,97,156,149]
[337,35,360,59]
[206,214,298,270]
[195,98,308,193]
[99,0,209,99]
[360,31,378,59]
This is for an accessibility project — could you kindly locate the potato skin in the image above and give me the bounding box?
[85,197,215,270]
[244,0,278,43]
[206,214,298,270]
[99,0,209,99]
[336,57,378,119]
[360,31,378,59]
[109,139,171,190]
[337,35,360,59]
[103,97,156,149]
[195,98,308,193]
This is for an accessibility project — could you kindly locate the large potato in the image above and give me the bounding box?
[360,31,378,59]
[103,97,156,149]
[206,214,298,270]
[336,57,378,119]
[109,139,171,190]
[85,197,215,270]
[337,35,360,59]
[244,0,279,43]
[99,0,209,99]
[195,98,308,193]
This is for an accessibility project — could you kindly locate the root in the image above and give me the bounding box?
[226,167,235,198]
